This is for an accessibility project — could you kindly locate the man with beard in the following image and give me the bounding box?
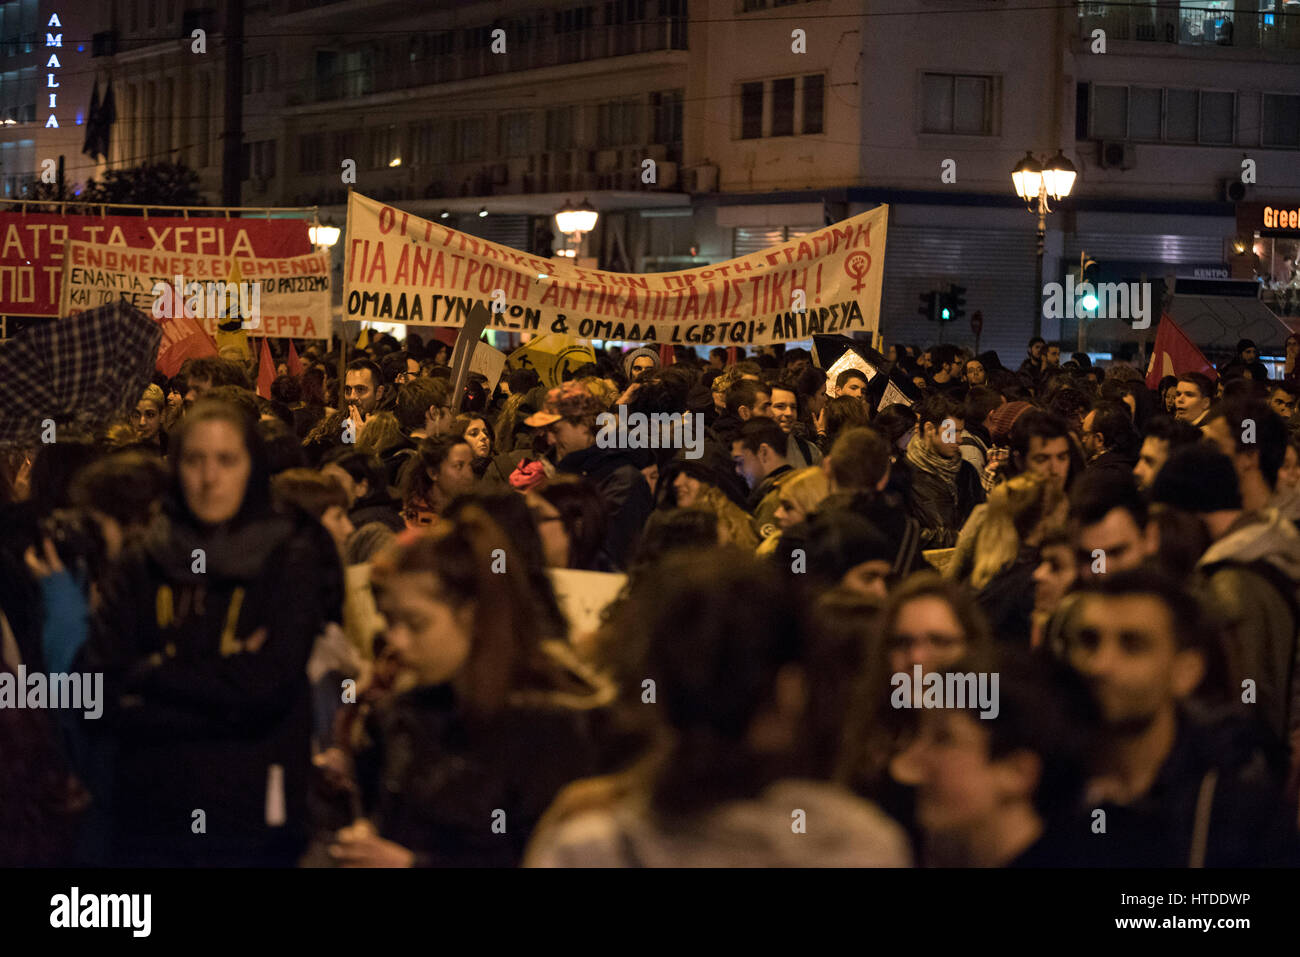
[1060,569,1295,866]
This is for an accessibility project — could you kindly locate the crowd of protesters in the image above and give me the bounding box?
[2,326,1299,868]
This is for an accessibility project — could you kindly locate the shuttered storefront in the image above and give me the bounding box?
[881,225,1039,364]
[733,226,820,258]
[456,214,531,250]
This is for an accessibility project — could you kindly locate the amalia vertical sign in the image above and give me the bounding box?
[45,14,62,128]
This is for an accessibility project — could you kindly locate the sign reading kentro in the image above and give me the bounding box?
[0,212,313,317]
[344,192,888,346]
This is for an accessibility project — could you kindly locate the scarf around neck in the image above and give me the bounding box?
[907,432,962,486]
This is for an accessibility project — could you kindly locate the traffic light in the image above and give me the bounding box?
[917,290,938,322]
[947,284,967,322]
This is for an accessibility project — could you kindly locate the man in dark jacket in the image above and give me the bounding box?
[1081,400,1139,475]
[905,393,986,547]
[730,417,793,539]
[1060,569,1295,866]
[527,383,652,569]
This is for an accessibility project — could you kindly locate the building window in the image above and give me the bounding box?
[456,117,485,162]
[546,106,575,151]
[803,74,824,134]
[1263,93,1300,148]
[740,75,826,139]
[921,73,994,135]
[598,99,640,147]
[1089,84,1238,146]
[651,89,683,145]
[299,133,325,173]
[244,55,271,94]
[770,78,795,137]
[243,140,276,181]
[499,112,532,158]
[740,82,763,139]
[369,126,400,169]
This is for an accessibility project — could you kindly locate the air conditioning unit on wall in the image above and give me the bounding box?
[1221,179,1249,202]
[1097,141,1136,170]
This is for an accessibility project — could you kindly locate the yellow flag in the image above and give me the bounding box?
[356,326,370,349]
[505,334,597,388]
[214,258,251,360]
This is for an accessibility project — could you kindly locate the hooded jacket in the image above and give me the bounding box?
[1197,507,1300,750]
[76,500,343,866]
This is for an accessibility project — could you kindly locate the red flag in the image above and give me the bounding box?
[726,346,739,366]
[1145,315,1219,391]
[154,311,218,378]
[257,337,275,399]
[286,339,303,377]
[659,343,675,366]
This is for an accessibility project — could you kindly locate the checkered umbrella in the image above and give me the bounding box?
[0,300,162,447]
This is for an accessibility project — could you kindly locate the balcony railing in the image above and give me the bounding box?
[1077,2,1300,51]
[314,19,687,103]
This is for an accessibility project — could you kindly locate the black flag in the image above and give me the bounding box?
[98,82,116,160]
[82,80,100,159]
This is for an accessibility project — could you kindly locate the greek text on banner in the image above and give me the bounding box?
[343,192,887,346]
[59,239,332,340]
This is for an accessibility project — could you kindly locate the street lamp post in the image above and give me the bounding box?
[555,198,599,261]
[1012,150,1077,340]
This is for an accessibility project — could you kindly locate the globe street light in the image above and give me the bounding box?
[1013,150,1077,338]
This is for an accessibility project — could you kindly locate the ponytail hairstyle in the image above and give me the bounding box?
[967,473,1064,590]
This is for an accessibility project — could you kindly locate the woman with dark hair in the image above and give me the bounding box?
[525,549,910,866]
[530,475,613,571]
[654,445,758,551]
[452,412,511,484]
[28,398,344,866]
[1158,374,1179,414]
[327,505,611,867]
[395,434,477,529]
[818,395,872,452]
[837,571,997,853]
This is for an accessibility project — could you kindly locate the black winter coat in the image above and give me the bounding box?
[354,681,603,867]
[905,459,986,548]
[556,444,653,568]
[77,502,343,866]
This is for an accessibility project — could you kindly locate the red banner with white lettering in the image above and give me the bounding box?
[0,213,312,317]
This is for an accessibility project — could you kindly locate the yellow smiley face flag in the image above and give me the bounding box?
[505,334,597,388]
[214,256,252,360]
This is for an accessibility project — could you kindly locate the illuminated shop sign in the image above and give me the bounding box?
[45,14,62,128]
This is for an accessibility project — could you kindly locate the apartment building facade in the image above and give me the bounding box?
[858,0,1300,359]
[73,0,1300,358]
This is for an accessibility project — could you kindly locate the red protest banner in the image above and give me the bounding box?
[0,213,312,317]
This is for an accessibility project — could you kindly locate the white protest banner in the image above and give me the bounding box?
[59,239,332,339]
[344,192,887,346]
[469,341,508,395]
